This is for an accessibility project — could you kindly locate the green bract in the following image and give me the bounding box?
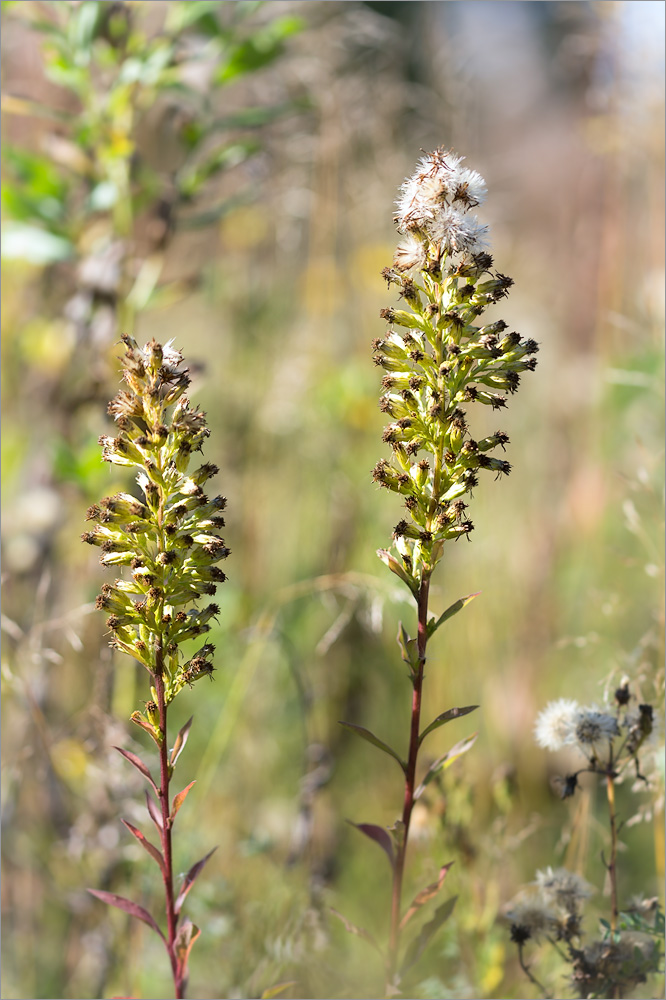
[83,335,228,739]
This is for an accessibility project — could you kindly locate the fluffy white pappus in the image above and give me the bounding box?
[395,149,487,234]
[534,867,595,913]
[570,706,620,761]
[393,233,428,272]
[534,698,579,751]
[430,207,489,255]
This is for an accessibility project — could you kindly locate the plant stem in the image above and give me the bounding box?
[386,575,431,994]
[606,772,619,935]
[517,942,550,999]
[154,661,185,1000]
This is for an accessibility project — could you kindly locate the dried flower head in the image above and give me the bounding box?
[570,706,620,762]
[503,895,561,944]
[375,149,537,591]
[534,699,579,751]
[84,335,229,738]
[533,867,594,914]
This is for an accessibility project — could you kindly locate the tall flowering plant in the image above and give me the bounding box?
[83,336,228,999]
[337,150,538,994]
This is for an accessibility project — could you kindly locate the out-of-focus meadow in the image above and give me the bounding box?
[1,2,663,998]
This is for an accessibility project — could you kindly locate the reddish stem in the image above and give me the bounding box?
[154,663,185,999]
[386,576,430,994]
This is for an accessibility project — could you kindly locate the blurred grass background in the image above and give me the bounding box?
[1,2,663,998]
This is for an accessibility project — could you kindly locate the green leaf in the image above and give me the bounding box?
[338,721,406,773]
[419,706,479,746]
[377,548,419,598]
[426,592,480,638]
[396,622,419,678]
[401,896,457,972]
[215,16,304,85]
[414,733,478,800]
[261,984,297,1000]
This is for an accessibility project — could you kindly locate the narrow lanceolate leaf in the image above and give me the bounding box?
[401,896,457,972]
[377,549,419,598]
[174,919,201,979]
[396,622,419,678]
[174,847,217,914]
[419,706,479,746]
[329,908,383,956]
[170,716,194,767]
[145,790,163,831]
[114,746,158,794]
[120,819,166,875]
[171,780,196,822]
[426,593,480,639]
[349,821,395,869]
[338,722,406,773]
[87,889,165,942]
[400,862,454,930]
[414,733,479,801]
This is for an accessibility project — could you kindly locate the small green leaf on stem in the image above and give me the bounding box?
[414,733,478,801]
[174,847,217,914]
[121,819,167,875]
[87,889,166,942]
[329,908,384,956]
[170,716,193,767]
[400,863,454,930]
[426,592,480,639]
[377,549,419,598]
[338,721,407,773]
[349,821,395,869]
[419,706,479,746]
[114,746,158,794]
[400,896,458,972]
[396,622,419,678]
[171,780,196,822]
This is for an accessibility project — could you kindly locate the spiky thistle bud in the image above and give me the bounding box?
[84,336,229,734]
[374,149,538,590]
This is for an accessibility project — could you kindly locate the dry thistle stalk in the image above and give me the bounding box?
[506,679,662,1000]
[83,335,228,999]
[337,149,538,995]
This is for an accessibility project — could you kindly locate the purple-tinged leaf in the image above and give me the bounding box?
[114,746,158,794]
[414,733,478,801]
[171,780,196,822]
[121,819,166,875]
[261,982,297,1000]
[145,790,163,831]
[401,896,457,972]
[329,908,384,956]
[170,716,193,767]
[87,889,165,942]
[338,721,406,773]
[419,706,479,746]
[349,821,395,869]
[400,862,454,930]
[427,593,480,638]
[174,846,217,914]
[174,918,201,981]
